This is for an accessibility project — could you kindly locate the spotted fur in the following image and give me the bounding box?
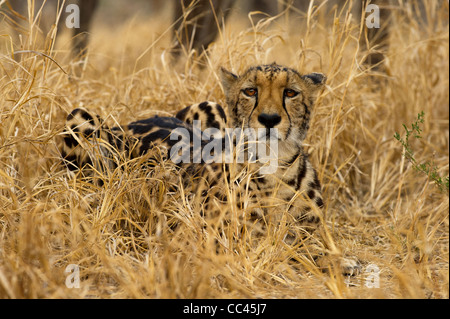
[57,63,360,275]
[217,63,327,234]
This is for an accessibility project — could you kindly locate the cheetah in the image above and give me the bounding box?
[57,63,360,276]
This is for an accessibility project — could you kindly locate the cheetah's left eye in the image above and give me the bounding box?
[284,89,299,98]
[243,88,258,97]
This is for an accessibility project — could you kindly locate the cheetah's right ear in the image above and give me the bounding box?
[220,67,238,95]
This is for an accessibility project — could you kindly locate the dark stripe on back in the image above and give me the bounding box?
[139,129,173,154]
[128,116,185,135]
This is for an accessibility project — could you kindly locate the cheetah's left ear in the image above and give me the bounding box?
[220,67,239,96]
[301,73,327,86]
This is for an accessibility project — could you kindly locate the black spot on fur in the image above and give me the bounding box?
[315,197,324,208]
[209,121,220,130]
[198,101,212,112]
[67,108,82,121]
[81,110,95,125]
[255,174,266,184]
[66,113,74,122]
[83,128,94,137]
[64,136,77,148]
[287,178,297,186]
[175,105,191,122]
[64,154,79,171]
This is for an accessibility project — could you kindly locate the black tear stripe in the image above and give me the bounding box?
[284,73,293,129]
[281,97,292,138]
[248,95,259,126]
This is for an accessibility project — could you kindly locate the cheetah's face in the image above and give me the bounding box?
[220,64,326,143]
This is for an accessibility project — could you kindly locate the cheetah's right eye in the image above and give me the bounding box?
[243,88,258,97]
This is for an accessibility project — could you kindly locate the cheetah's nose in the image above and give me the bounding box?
[258,113,281,128]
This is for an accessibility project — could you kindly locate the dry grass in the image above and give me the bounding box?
[0,0,448,299]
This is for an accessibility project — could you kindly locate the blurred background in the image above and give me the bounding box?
[1,0,396,66]
[0,1,448,299]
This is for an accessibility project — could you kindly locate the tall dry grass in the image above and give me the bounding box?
[0,0,448,298]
